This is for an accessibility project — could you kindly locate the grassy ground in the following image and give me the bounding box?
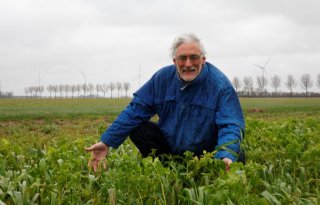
[0,98,319,204]
[241,98,320,115]
[1,97,320,120]
[0,98,130,120]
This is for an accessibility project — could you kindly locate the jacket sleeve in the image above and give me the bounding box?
[214,85,245,162]
[100,79,156,148]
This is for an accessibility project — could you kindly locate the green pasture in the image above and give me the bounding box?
[241,98,320,114]
[1,97,320,120]
[0,98,130,120]
[0,98,319,204]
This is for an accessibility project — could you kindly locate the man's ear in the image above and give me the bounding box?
[202,56,206,64]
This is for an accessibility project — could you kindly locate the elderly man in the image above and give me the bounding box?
[86,33,245,172]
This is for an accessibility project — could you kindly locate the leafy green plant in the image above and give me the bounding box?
[0,98,319,204]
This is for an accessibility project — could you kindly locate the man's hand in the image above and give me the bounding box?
[85,142,109,172]
[222,158,232,172]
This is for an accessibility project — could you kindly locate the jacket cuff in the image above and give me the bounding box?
[100,132,119,148]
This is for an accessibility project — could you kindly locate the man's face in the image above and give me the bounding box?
[173,42,206,82]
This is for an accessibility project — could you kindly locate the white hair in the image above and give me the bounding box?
[170,33,207,59]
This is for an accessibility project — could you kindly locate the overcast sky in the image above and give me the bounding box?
[1,0,320,96]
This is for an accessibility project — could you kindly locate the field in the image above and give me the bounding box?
[0,98,319,204]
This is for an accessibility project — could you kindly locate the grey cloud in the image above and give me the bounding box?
[1,0,320,95]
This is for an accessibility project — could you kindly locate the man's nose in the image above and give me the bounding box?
[184,58,193,67]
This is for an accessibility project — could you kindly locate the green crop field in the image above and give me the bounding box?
[0,98,319,204]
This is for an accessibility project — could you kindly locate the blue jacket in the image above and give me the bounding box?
[101,62,245,162]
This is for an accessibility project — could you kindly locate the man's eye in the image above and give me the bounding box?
[178,56,187,61]
[190,55,200,60]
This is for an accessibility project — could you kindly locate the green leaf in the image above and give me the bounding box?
[261,190,281,205]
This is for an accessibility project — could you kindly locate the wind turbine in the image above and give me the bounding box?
[132,64,144,88]
[253,57,271,81]
[79,69,87,98]
[79,69,87,85]
[253,57,272,94]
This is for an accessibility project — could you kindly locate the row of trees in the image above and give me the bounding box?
[232,73,320,97]
[0,91,14,98]
[16,73,320,98]
[24,82,130,99]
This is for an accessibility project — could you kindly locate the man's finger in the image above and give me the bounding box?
[85,145,95,152]
[222,158,232,172]
[102,160,108,171]
[88,156,94,169]
[225,164,230,172]
[93,159,99,172]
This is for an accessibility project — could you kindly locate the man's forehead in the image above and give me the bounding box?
[176,42,202,54]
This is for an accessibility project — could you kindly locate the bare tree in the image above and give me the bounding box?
[24,87,29,98]
[33,86,39,97]
[231,77,241,94]
[256,76,268,96]
[101,84,109,98]
[52,85,58,98]
[123,82,130,98]
[70,84,77,98]
[82,84,88,98]
[317,74,320,89]
[116,82,122,98]
[47,85,53,99]
[300,73,313,96]
[285,75,296,97]
[28,87,34,97]
[0,91,13,98]
[88,83,94,98]
[39,86,44,98]
[76,84,81,98]
[271,75,281,94]
[96,84,102,97]
[243,76,253,96]
[64,84,70,98]
[58,84,64,98]
[109,82,115,98]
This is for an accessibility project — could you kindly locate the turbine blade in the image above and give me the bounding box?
[253,64,264,70]
[264,57,272,68]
